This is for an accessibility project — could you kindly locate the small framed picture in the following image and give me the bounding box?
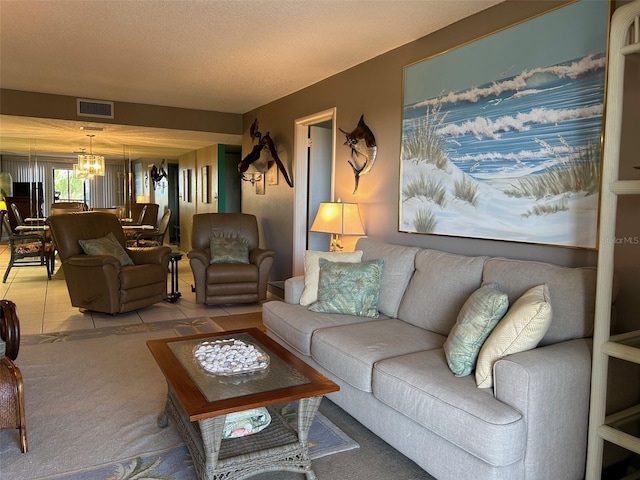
[183,169,192,202]
[201,166,210,203]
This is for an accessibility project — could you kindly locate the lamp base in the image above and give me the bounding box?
[329,234,343,252]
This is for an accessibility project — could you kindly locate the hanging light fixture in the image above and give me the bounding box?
[74,134,105,178]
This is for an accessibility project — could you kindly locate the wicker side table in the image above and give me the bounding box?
[0,356,27,453]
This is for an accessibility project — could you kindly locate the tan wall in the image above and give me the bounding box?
[0,89,242,134]
[241,0,640,335]
[178,145,221,252]
[242,0,601,282]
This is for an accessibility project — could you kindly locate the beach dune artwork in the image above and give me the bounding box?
[399,0,609,249]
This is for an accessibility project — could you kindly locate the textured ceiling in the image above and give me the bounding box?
[0,0,505,160]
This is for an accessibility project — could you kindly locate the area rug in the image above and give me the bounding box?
[0,317,359,480]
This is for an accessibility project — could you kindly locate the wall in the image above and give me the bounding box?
[243,1,640,332]
[178,144,220,252]
[242,0,602,284]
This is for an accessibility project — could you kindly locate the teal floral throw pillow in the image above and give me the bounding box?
[209,236,250,264]
[78,232,134,266]
[443,283,509,377]
[309,258,384,318]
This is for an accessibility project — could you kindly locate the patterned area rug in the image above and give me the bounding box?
[1,316,358,480]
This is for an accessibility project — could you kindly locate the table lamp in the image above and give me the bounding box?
[310,201,365,252]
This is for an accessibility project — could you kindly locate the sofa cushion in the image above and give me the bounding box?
[482,257,596,346]
[356,238,419,318]
[78,232,134,266]
[475,284,552,388]
[209,236,249,264]
[311,319,446,392]
[309,258,383,318]
[262,301,382,356]
[443,283,509,377]
[373,349,526,467]
[398,249,487,335]
[299,250,363,306]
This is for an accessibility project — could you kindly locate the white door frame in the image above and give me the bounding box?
[292,107,337,276]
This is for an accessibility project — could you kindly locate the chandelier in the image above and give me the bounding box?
[74,134,105,179]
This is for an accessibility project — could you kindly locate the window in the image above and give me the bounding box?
[53,169,88,203]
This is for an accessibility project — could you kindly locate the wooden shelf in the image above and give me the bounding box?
[610,180,640,195]
[601,330,640,363]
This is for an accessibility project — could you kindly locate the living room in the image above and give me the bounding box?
[1,0,639,478]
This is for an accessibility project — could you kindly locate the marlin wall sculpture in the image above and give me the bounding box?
[340,115,377,194]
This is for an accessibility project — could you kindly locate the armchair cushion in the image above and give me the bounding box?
[78,232,134,266]
[209,236,250,264]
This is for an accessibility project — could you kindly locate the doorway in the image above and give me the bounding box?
[292,108,337,276]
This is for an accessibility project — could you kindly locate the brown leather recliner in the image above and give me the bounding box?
[47,211,171,314]
[188,213,275,305]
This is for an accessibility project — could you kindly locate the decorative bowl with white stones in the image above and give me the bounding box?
[193,339,270,375]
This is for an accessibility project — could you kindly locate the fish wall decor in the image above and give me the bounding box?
[238,118,293,187]
[340,115,377,193]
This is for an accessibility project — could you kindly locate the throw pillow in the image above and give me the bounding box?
[443,283,509,377]
[209,236,250,264]
[299,250,363,306]
[308,258,384,318]
[475,284,552,388]
[78,232,134,266]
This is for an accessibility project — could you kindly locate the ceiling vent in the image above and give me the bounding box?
[77,99,114,119]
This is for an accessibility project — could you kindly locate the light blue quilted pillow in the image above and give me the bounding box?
[443,283,509,377]
[209,236,250,264]
[78,232,134,266]
[308,258,384,318]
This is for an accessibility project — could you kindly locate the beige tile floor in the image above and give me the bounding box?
[0,243,272,335]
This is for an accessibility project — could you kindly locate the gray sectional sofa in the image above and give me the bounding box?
[262,237,598,480]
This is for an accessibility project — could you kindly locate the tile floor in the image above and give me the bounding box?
[0,243,273,335]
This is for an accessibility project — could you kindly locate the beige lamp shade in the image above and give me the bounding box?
[310,201,365,251]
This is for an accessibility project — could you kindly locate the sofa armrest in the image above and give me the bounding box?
[493,338,592,480]
[284,276,305,304]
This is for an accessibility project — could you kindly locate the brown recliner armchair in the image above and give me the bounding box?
[188,213,275,305]
[47,211,171,314]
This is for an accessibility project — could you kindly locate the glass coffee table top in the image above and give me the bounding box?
[147,327,339,421]
[167,332,310,402]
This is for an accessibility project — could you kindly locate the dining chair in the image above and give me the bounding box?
[1,212,55,283]
[136,205,148,224]
[127,208,171,247]
[9,203,44,236]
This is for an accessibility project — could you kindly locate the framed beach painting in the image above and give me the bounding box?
[399,0,609,248]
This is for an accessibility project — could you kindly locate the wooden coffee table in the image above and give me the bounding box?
[147,328,339,480]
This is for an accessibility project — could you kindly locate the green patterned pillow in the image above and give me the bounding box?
[443,283,509,377]
[209,236,250,264]
[78,232,134,266]
[308,258,384,318]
